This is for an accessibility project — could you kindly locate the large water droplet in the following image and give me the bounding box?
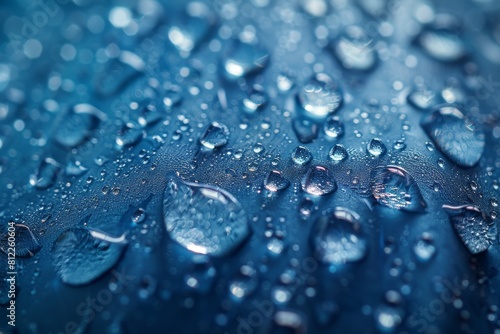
[370,165,426,212]
[421,105,485,167]
[416,17,466,62]
[310,208,367,264]
[54,104,102,148]
[333,26,378,71]
[264,170,290,192]
[52,228,127,286]
[222,40,270,80]
[301,166,337,196]
[443,205,496,254]
[163,178,250,256]
[297,73,343,119]
[199,122,229,149]
[1,223,41,257]
[30,158,61,189]
[292,146,312,166]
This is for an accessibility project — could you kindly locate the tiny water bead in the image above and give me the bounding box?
[199,122,230,149]
[333,26,378,71]
[421,105,485,167]
[310,208,367,264]
[163,178,250,256]
[443,204,497,254]
[370,165,426,212]
[367,138,387,157]
[297,73,343,119]
[264,170,290,192]
[301,165,337,196]
[329,144,348,162]
[52,228,127,286]
[222,40,270,80]
[292,146,312,166]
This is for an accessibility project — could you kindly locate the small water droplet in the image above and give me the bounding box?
[416,17,466,62]
[367,138,387,157]
[324,115,344,139]
[30,158,61,189]
[392,140,406,151]
[115,122,144,149]
[132,208,146,224]
[95,51,144,97]
[292,117,318,143]
[223,40,270,80]
[54,104,102,148]
[301,166,337,196]
[329,144,348,162]
[264,170,290,192]
[371,165,426,212]
[414,232,436,262]
[407,84,440,110]
[199,122,229,149]
[292,146,312,166]
[333,26,378,71]
[242,84,267,114]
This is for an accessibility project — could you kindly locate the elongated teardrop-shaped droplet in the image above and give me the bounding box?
[223,40,270,80]
[264,170,290,192]
[1,223,41,257]
[297,73,343,119]
[301,166,337,196]
[199,122,229,149]
[30,158,61,190]
[163,179,250,256]
[52,228,127,286]
[311,208,367,264]
[54,104,102,148]
[421,105,484,167]
[370,165,426,212]
[333,26,378,71]
[443,205,496,254]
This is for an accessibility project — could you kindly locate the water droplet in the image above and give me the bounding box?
[272,310,307,333]
[132,208,146,224]
[367,138,387,157]
[163,178,250,256]
[370,165,426,212]
[184,255,217,294]
[416,17,466,62]
[242,84,267,114]
[168,2,215,54]
[329,144,348,162]
[414,232,436,262]
[333,26,378,71]
[324,115,344,138]
[1,223,41,257]
[267,237,285,255]
[223,40,270,80]
[421,105,485,167]
[276,71,295,92]
[292,117,318,143]
[374,304,402,332]
[407,84,440,110]
[443,205,497,254]
[311,208,367,264]
[264,170,290,192]
[137,100,162,127]
[301,166,337,196]
[292,146,312,166]
[392,140,406,151]
[229,265,258,301]
[54,104,102,148]
[115,122,144,149]
[95,51,145,97]
[199,122,229,149]
[30,158,61,189]
[52,228,127,286]
[297,73,343,119]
